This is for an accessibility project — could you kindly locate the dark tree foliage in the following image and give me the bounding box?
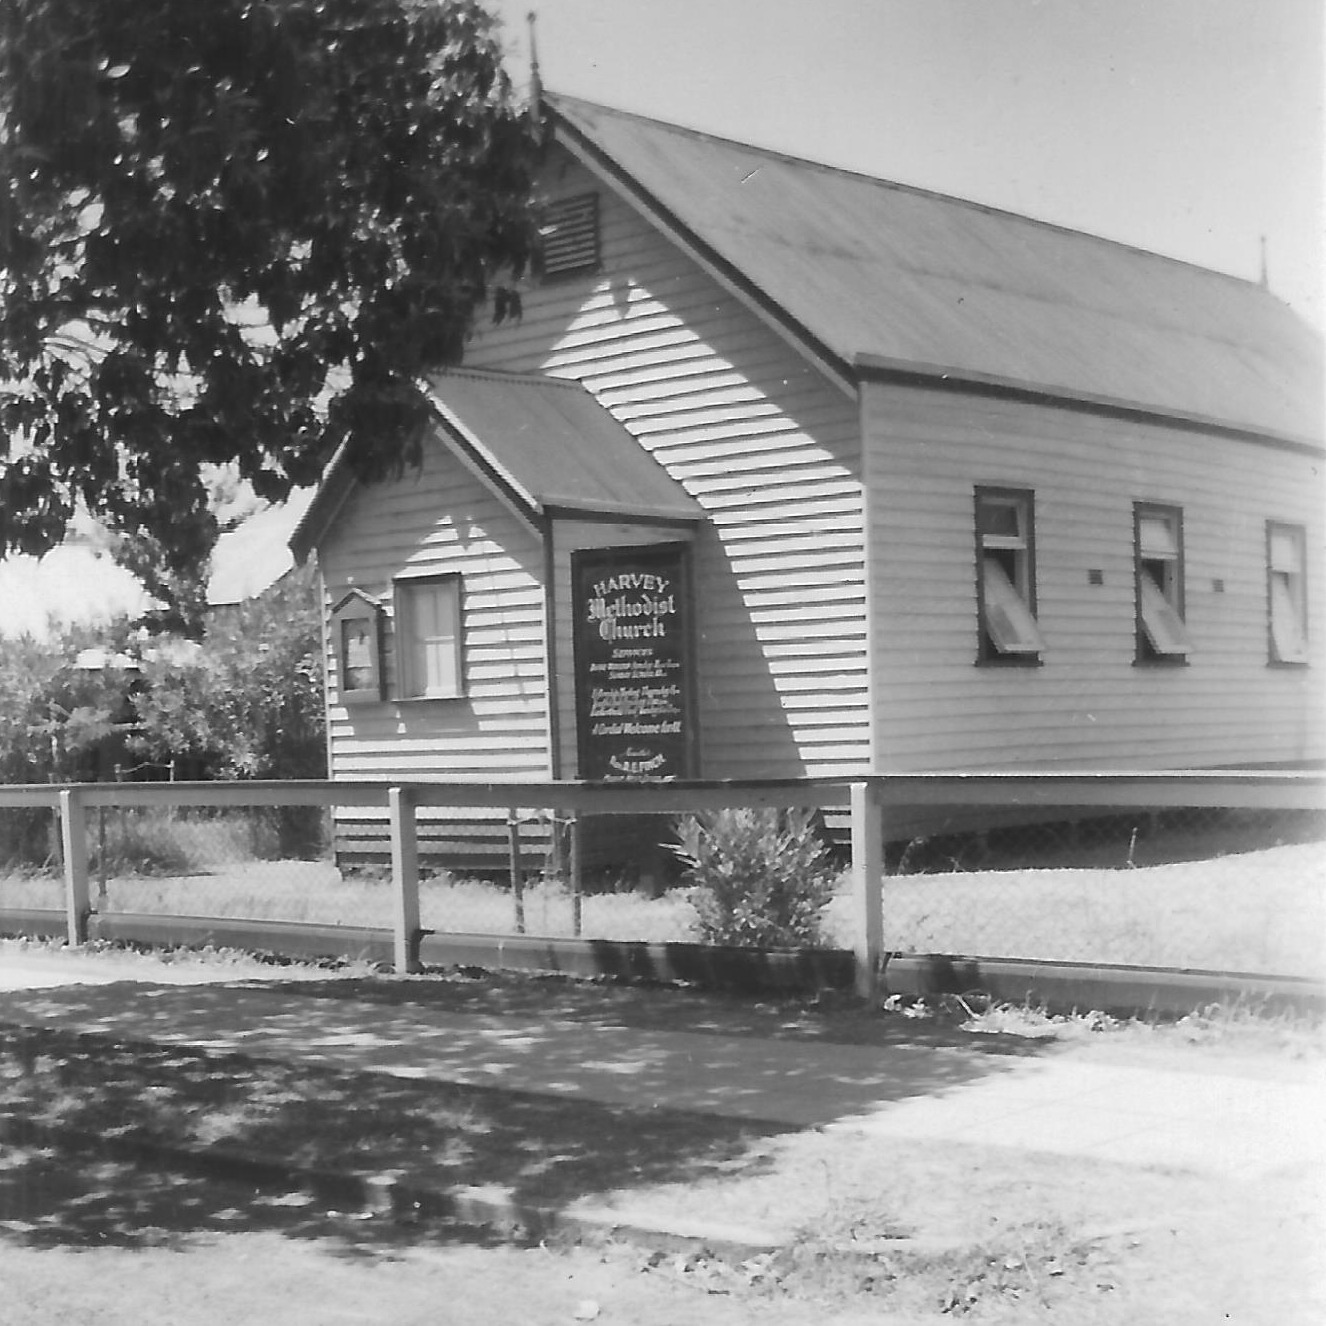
[1,0,542,613]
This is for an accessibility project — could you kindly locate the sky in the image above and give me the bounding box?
[4,0,1321,637]
[490,0,1324,329]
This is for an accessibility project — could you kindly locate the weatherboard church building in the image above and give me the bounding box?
[290,94,1324,865]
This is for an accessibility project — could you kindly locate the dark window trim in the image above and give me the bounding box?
[1266,519,1310,668]
[391,572,466,701]
[974,485,1042,667]
[1133,501,1189,666]
[330,589,385,705]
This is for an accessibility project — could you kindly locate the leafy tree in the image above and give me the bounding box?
[0,620,138,785]
[1,0,542,620]
[0,621,142,864]
[0,570,326,861]
[130,562,325,782]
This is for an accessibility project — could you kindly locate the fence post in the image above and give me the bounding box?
[850,780,884,1000]
[569,812,583,937]
[389,787,421,974]
[60,788,91,946]
[508,811,525,935]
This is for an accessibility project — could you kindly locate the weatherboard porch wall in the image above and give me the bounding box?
[465,148,871,778]
[862,381,1326,771]
[315,433,551,857]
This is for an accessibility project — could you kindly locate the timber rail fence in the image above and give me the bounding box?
[1,772,1323,1010]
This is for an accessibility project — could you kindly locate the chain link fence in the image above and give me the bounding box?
[0,804,65,912]
[841,805,1326,979]
[2,783,1323,978]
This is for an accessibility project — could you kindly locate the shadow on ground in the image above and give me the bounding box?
[0,1144,511,1256]
[0,970,1058,1251]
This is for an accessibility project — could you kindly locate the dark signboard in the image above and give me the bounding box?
[572,543,695,780]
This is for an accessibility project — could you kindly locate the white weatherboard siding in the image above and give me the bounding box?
[466,152,869,778]
[317,434,550,797]
[863,382,1326,770]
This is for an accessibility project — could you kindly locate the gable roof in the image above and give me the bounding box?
[422,368,703,523]
[548,94,1323,446]
[290,368,701,560]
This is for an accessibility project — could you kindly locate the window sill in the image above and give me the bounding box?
[1132,656,1189,668]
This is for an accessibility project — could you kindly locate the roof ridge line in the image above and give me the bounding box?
[544,90,1278,301]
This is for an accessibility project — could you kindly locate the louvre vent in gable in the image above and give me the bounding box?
[540,193,600,278]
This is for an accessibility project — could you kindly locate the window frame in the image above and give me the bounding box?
[1133,501,1190,665]
[393,572,465,701]
[1266,520,1309,666]
[974,486,1044,666]
[330,589,385,705]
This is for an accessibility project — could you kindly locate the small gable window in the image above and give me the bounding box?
[975,487,1043,663]
[330,590,384,705]
[1134,502,1190,663]
[395,574,464,700]
[1267,521,1308,665]
[539,193,600,278]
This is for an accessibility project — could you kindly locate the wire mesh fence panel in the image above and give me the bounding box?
[5,783,1323,977]
[80,804,386,928]
[0,805,65,911]
[852,806,1326,978]
[412,811,701,941]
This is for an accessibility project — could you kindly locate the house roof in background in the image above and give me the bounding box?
[548,94,1323,445]
[207,485,315,606]
[0,493,315,639]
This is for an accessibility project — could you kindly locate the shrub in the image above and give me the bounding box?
[90,810,194,877]
[670,808,839,948]
[0,808,59,873]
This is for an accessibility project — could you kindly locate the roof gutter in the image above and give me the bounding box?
[854,353,1325,458]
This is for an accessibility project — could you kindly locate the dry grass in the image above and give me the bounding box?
[831,839,1326,977]
[2,835,1322,977]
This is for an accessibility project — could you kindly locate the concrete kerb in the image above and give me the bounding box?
[0,1019,789,1259]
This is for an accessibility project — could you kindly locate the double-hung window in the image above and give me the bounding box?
[1267,521,1308,665]
[1134,503,1189,662]
[975,487,1043,663]
[394,574,464,699]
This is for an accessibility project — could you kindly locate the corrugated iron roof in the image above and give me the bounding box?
[290,369,703,559]
[422,368,704,522]
[550,95,1322,444]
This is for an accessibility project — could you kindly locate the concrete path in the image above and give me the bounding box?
[0,948,1321,1185]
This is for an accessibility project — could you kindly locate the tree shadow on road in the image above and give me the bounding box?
[0,1144,522,1256]
[0,970,1060,1254]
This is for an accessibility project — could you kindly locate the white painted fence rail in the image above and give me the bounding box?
[1,771,1322,997]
